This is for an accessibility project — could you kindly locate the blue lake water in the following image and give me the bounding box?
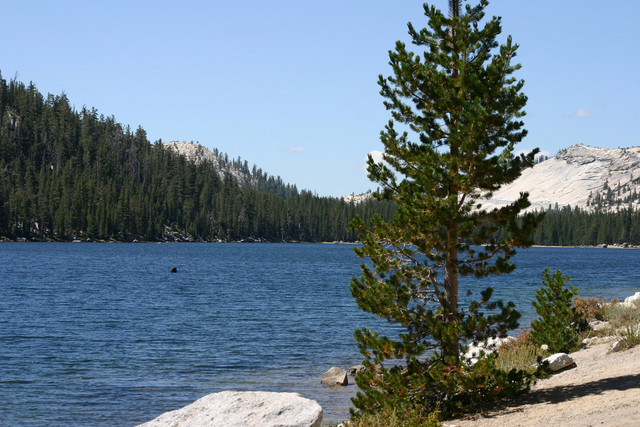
[1,243,639,426]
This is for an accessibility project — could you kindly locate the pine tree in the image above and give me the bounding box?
[350,0,541,418]
[530,268,585,353]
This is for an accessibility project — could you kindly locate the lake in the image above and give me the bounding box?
[1,243,639,426]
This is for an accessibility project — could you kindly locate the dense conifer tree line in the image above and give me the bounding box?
[530,205,640,246]
[0,73,394,242]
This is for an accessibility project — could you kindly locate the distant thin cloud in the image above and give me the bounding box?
[278,146,305,153]
[563,108,593,118]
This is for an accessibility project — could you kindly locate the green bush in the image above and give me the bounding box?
[530,268,586,353]
[437,355,536,416]
[351,340,535,421]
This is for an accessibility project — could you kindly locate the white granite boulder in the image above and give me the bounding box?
[137,391,323,427]
[464,336,515,365]
[623,292,640,307]
[321,367,348,386]
[542,353,575,372]
[590,320,611,332]
[610,339,628,353]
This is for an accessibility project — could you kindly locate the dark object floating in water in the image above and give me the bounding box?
[170,267,178,273]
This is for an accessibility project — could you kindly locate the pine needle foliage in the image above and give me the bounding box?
[530,269,586,353]
[350,0,542,419]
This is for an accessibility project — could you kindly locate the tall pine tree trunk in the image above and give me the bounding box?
[443,224,460,363]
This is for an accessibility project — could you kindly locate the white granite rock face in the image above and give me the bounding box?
[482,144,640,213]
[138,391,323,427]
[343,190,373,205]
[163,141,256,186]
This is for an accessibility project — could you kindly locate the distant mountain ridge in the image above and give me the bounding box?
[343,190,373,204]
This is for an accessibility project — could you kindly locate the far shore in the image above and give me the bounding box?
[0,237,361,244]
[2,237,639,249]
[532,243,640,249]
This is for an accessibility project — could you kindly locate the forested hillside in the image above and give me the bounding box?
[0,73,394,242]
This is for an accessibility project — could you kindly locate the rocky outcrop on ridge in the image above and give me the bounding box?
[163,141,256,187]
[343,190,373,205]
[138,391,323,427]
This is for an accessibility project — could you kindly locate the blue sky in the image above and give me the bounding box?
[2,1,639,197]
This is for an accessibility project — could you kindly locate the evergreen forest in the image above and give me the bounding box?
[530,205,640,246]
[0,74,394,242]
[2,73,640,246]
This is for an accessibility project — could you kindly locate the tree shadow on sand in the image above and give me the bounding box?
[475,372,640,419]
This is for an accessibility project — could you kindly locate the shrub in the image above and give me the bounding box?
[439,355,536,416]
[572,296,607,322]
[619,325,640,350]
[350,343,535,421]
[604,300,640,329]
[347,405,441,427]
[495,331,547,373]
[530,269,586,353]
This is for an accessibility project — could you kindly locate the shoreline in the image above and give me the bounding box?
[532,243,640,249]
[1,238,639,249]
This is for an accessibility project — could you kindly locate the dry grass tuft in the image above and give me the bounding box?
[604,300,640,329]
[345,406,441,427]
[494,331,547,373]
